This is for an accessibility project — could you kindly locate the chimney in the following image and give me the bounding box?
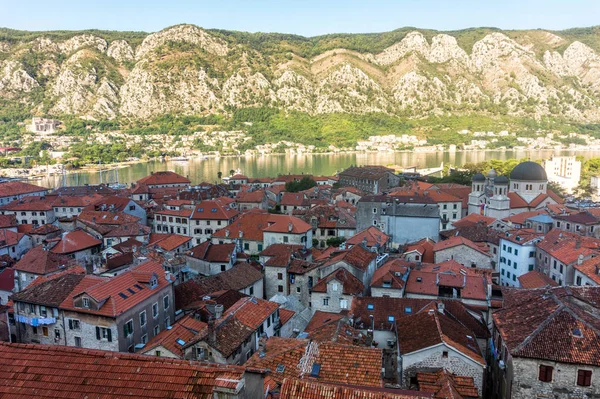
[576,240,581,249]
[225,230,230,238]
[165,271,171,281]
[215,304,224,319]
[288,223,293,232]
[578,254,584,265]
[239,230,243,238]
[208,318,216,344]
[437,302,445,314]
[258,333,268,358]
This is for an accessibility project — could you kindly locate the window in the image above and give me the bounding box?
[577,370,592,387]
[373,208,378,214]
[152,303,159,318]
[221,265,226,272]
[40,306,47,317]
[577,276,582,285]
[83,298,90,308]
[514,249,518,256]
[514,262,517,270]
[442,351,448,358]
[529,265,534,271]
[42,327,48,336]
[388,315,395,322]
[124,320,134,337]
[502,244,506,251]
[164,317,170,329]
[296,287,301,293]
[283,236,289,243]
[501,269,505,276]
[340,299,348,309]
[74,337,82,347]
[244,243,249,250]
[154,325,160,336]
[141,334,148,345]
[278,285,283,293]
[277,273,283,280]
[529,251,535,258]
[322,298,329,306]
[68,319,81,330]
[539,365,553,382]
[140,311,147,327]
[129,205,136,211]
[163,295,170,310]
[97,327,112,341]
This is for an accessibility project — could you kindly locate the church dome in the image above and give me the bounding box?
[509,161,547,181]
[495,176,509,185]
[472,173,485,182]
[488,168,497,179]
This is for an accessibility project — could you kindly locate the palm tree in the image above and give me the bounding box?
[217,171,223,181]
[229,169,235,177]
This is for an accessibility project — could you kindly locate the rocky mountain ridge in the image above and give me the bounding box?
[1,24,600,123]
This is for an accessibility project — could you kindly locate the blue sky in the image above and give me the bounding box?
[2,0,599,35]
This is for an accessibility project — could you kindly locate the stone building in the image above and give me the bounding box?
[433,236,493,269]
[310,268,364,313]
[338,165,401,194]
[356,194,440,247]
[491,286,600,399]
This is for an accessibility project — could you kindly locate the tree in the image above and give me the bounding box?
[547,181,566,198]
[326,237,346,247]
[285,177,317,192]
[229,169,236,176]
[217,171,223,181]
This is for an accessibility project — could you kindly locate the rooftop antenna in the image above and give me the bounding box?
[99,159,102,184]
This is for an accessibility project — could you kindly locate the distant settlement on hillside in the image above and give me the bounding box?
[0,160,598,399]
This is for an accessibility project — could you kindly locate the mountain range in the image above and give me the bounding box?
[1,24,600,124]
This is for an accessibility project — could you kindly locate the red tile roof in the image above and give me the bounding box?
[494,286,600,366]
[536,229,600,265]
[259,244,308,267]
[453,213,496,228]
[312,268,364,295]
[0,195,54,211]
[370,258,411,290]
[404,238,435,263]
[147,233,192,251]
[0,342,244,398]
[0,268,14,292]
[137,171,190,186]
[279,378,429,399]
[405,261,489,301]
[49,230,102,255]
[416,369,479,399]
[305,311,346,332]
[0,214,17,229]
[143,314,207,357]
[280,192,309,207]
[187,241,236,263]
[213,210,311,240]
[223,296,279,330]
[175,263,262,309]
[104,222,151,238]
[573,256,600,285]
[300,205,356,230]
[433,236,491,257]
[236,190,265,204]
[60,260,172,318]
[0,181,47,197]
[346,226,389,248]
[396,303,484,365]
[246,337,384,390]
[502,209,547,225]
[13,245,75,275]
[77,210,141,226]
[517,270,559,289]
[321,245,377,272]
[190,199,239,220]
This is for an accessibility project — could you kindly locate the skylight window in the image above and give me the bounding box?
[388,316,395,322]
[367,304,374,310]
[176,339,186,346]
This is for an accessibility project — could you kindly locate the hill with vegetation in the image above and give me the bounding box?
[2,24,600,149]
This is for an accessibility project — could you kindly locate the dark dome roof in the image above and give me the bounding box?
[495,176,509,184]
[510,161,547,181]
[472,173,485,182]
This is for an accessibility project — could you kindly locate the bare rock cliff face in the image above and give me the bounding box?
[2,24,600,122]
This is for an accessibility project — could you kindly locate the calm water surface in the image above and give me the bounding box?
[37,149,600,189]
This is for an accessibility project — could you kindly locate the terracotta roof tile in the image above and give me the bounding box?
[144,314,207,357]
[49,230,102,255]
[223,296,279,330]
[279,378,430,399]
[190,199,239,220]
[246,337,384,391]
[187,241,236,263]
[433,236,491,257]
[147,233,192,251]
[370,258,410,290]
[494,286,600,366]
[13,245,75,275]
[321,245,377,272]
[346,226,390,248]
[175,262,263,309]
[0,181,47,197]
[312,268,364,295]
[137,171,190,186]
[453,213,496,228]
[417,369,479,398]
[517,270,559,289]
[0,342,244,398]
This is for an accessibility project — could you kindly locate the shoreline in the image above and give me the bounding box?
[2,145,599,182]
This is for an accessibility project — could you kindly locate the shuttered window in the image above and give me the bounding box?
[577,370,592,387]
